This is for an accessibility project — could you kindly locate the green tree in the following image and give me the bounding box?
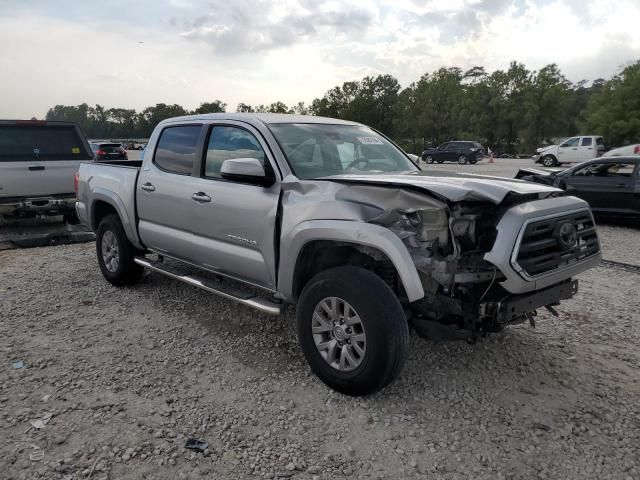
[580,61,640,145]
[193,100,226,114]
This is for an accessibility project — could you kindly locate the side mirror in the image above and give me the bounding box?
[220,158,274,187]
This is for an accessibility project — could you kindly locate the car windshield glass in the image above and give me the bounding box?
[269,123,418,179]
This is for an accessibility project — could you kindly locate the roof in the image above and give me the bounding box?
[160,113,361,127]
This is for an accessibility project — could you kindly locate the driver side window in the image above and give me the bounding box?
[561,137,580,147]
[204,126,265,179]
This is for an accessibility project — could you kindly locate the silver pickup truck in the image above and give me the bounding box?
[76,113,601,395]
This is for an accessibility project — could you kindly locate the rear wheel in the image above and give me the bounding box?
[297,266,409,396]
[96,214,143,286]
[458,154,468,165]
[542,155,557,167]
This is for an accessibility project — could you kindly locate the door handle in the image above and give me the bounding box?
[572,148,578,150]
[141,182,155,192]
[192,192,211,203]
[28,165,45,171]
[615,184,627,188]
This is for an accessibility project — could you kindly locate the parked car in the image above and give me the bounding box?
[421,141,488,164]
[516,157,640,219]
[602,143,640,157]
[0,119,92,222]
[533,135,605,167]
[76,113,601,395]
[90,142,128,161]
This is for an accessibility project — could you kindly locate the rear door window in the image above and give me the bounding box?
[581,137,592,147]
[0,124,92,161]
[153,125,202,175]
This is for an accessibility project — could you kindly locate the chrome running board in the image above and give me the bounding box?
[134,257,284,315]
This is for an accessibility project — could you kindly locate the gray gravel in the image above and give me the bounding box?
[1,234,639,479]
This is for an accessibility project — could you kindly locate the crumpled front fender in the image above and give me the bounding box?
[278,220,425,303]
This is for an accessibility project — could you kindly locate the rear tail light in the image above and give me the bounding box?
[634,145,640,154]
[96,149,106,155]
[74,171,79,196]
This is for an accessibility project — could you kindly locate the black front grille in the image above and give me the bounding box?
[515,210,599,276]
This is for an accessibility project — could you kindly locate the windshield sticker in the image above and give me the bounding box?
[356,136,384,145]
[72,147,80,154]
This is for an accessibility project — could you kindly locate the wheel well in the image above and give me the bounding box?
[93,201,118,229]
[292,240,400,300]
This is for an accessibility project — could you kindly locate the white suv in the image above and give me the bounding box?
[534,135,605,167]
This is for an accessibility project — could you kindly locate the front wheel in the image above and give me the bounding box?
[458,154,468,164]
[96,214,143,286]
[425,155,434,164]
[542,155,557,167]
[297,267,409,396]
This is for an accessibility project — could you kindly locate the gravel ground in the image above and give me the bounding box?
[1,235,640,479]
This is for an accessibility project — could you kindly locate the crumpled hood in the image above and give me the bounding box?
[537,145,557,153]
[320,171,561,204]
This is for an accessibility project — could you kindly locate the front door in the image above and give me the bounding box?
[188,122,281,289]
[557,137,580,163]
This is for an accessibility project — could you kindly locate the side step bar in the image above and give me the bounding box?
[134,257,284,316]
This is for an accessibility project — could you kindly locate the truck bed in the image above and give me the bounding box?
[76,160,143,248]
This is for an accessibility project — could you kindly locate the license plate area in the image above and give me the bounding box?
[497,279,578,323]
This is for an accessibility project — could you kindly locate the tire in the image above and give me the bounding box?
[297,266,409,396]
[542,155,557,167]
[96,214,143,286]
[425,155,434,164]
[458,154,468,165]
[63,212,81,225]
[469,159,477,165]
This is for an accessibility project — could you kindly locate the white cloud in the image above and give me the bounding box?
[0,0,638,118]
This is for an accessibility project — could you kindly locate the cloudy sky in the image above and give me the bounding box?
[1,0,639,118]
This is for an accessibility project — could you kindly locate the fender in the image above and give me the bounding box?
[89,188,144,250]
[278,219,425,303]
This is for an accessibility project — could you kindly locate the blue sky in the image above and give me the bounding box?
[0,0,639,118]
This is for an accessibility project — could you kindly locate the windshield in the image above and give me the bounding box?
[269,123,418,179]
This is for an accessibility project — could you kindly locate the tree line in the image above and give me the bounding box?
[44,60,640,154]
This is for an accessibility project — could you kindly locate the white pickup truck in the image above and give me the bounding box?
[76,113,602,395]
[0,120,93,221]
[534,135,606,167]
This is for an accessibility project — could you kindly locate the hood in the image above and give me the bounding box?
[319,171,561,204]
[536,145,557,153]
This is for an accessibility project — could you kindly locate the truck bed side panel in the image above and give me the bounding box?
[76,162,143,249]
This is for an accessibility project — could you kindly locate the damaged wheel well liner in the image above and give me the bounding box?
[292,240,402,300]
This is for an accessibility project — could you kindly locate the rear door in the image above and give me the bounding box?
[576,137,596,161]
[0,121,92,199]
[136,123,206,263]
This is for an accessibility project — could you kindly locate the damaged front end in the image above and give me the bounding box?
[365,193,583,342]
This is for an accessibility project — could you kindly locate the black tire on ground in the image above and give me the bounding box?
[425,155,434,164]
[542,155,557,167]
[96,214,143,286]
[458,154,468,164]
[63,212,81,225]
[469,159,477,165]
[297,266,410,396]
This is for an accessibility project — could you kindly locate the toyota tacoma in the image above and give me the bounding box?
[76,114,601,395]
